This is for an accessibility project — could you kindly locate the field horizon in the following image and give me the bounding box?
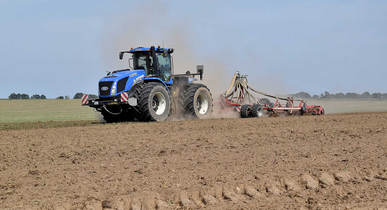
[1,99,387,124]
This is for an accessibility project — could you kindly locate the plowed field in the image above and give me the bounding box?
[0,113,386,209]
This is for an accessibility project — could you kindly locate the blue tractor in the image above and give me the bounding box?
[82,46,213,122]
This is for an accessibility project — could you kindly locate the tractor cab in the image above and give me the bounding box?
[120,46,174,82]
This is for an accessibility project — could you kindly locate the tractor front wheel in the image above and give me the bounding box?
[137,82,171,121]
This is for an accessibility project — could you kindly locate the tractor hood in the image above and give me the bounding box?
[98,69,145,97]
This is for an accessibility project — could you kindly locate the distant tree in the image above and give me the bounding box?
[8,93,37,99]
[312,94,319,99]
[31,94,41,99]
[65,96,70,100]
[361,92,371,98]
[320,91,330,99]
[335,92,345,98]
[56,96,64,99]
[73,92,84,99]
[292,91,311,99]
[372,92,382,99]
[345,92,359,98]
[21,94,29,99]
[40,95,47,99]
[8,93,17,99]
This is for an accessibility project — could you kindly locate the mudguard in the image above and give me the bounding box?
[144,77,170,90]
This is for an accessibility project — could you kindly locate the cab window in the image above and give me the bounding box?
[133,53,154,75]
[156,52,171,81]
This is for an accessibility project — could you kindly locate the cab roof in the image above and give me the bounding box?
[129,47,173,53]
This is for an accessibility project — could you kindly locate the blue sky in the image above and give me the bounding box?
[0,0,386,98]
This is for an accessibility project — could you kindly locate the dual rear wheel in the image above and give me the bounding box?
[139,83,213,121]
[181,84,213,119]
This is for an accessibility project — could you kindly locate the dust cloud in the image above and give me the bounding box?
[101,1,230,95]
[99,0,238,118]
[99,1,290,119]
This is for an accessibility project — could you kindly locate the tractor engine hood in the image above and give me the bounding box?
[98,69,145,97]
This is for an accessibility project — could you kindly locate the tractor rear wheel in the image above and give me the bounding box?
[240,104,251,118]
[182,84,213,119]
[137,82,171,121]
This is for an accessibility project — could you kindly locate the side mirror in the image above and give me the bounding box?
[196,65,204,80]
[119,52,124,60]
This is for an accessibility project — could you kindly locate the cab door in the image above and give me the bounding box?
[155,52,172,82]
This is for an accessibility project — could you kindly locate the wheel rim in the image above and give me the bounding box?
[152,92,166,115]
[196,92,209,115]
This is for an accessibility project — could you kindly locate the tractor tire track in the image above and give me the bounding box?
[34,169,387,209]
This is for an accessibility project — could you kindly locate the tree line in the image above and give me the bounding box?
[292,91,387,100]
[8,93,47,99]
[8,92,97,100]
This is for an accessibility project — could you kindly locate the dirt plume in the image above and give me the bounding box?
[100,0,232,105]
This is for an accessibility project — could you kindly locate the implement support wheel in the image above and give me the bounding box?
[240,104,252,118]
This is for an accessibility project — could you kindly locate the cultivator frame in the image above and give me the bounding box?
[220,72,325,118]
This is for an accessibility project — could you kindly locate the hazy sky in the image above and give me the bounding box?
[0,0,386,98]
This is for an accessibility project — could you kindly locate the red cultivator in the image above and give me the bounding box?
[220,72,325,118]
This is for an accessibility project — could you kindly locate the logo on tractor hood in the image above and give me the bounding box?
[101,86,109,91]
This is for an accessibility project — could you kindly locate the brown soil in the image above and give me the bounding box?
[0,113,386,209]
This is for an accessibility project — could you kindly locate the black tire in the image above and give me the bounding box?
[259,98,274,107]
[182,84,213,119]
[240,104,251,118]
[101,110,121,123]
[251,103,263,118]
[101,105,123,123]
[137,82,171,121]
[101,106,137,123]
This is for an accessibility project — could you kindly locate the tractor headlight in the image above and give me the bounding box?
[111,81,117,95]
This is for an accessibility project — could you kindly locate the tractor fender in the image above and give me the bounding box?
[144,77,169,90]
